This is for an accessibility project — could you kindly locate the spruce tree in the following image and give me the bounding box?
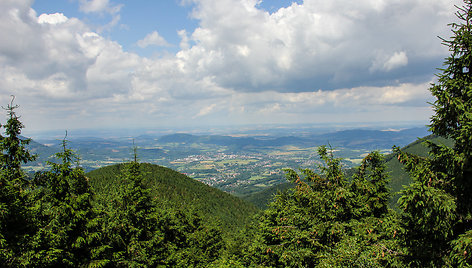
[0,97,36,179]
[349,151,390,219]
[243,147,402,267]
[101,148,169,267]
[0,97,36,266]
[24,137,102,267]
[101,148,224,267]
[395,0,472,265]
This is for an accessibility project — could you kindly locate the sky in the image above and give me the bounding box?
[0,0,463,135]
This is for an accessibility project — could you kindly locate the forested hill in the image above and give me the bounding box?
[386,134,453,206]
[86,163,259,230]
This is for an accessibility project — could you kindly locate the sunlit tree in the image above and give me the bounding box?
[395,0,472,265]
[243,147,402,267]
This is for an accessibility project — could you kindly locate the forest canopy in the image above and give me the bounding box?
[0,0,472,267]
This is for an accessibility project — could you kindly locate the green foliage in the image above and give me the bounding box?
[350,151,390,218]
[0,97,36,179]
[429,0,472,215]
[450,230,472,267]
[385,134,453,208]
[6,10,472,263]
[241,182,294,209]
[96,159,225,267]
[23,138,101,267]
[0,123,230,268]
[87,162,258,232]
[394,1,472,266]
[241,146,403,267]
[100,159,162,267]
[395,147,457,265]
[0,98,36,266]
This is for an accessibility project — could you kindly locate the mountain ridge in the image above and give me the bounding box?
[156,126,429,149]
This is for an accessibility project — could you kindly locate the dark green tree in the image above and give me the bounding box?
[242,147,402,267]
[164,209,225,267]
[349,151,390,219]
[24,137,103,267]
[0,97,36,266]
[102,156,162,267]
[101,150,224,267]
[0,97,36,179]
[394,0,472,266]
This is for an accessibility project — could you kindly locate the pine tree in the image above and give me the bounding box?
[0,97,36,266]
[395,0,472,265]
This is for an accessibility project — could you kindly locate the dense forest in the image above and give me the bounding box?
[1,0,472,267]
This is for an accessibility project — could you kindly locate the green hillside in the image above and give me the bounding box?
[241,181,294,209]
[386,134,453,206]
[86,163,259,231]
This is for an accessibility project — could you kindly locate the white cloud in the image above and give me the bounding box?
[178,30,190,50]
[78,0,123,33]
[137,31,171,48]
[370,51,409,72]
[38,13,68,24]
[97,13,121,33]
[178,0,459,91]
[0,1,143,104]
[0,0,461,130]
[194,103,217,117]
[79,0,122,14]
[384,51,409,71]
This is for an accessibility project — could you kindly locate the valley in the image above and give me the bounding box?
[25,125,429,196]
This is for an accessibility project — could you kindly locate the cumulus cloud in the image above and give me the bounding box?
[178,0,459,91]
[0,0,462,130]
[37,13,68,24]
[178,30,191,50]
[383,52,409,71]
[0,2,143,105]
[370,51,409,72]
[137,31,171,48]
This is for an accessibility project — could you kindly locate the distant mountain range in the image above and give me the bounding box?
[23,126,430,171]
[22,126,448,211]
[155,127,430,150]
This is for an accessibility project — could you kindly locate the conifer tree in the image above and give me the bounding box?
[101,147,171,267]
[101,147,225,267]
[0,97,36,266]
[0,97,36,179]
[350,151,390,219]
[243,147,402,267]
[24,137,102,267]
[394,0,472,265]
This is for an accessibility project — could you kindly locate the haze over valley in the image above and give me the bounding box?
[24,124,429,196]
